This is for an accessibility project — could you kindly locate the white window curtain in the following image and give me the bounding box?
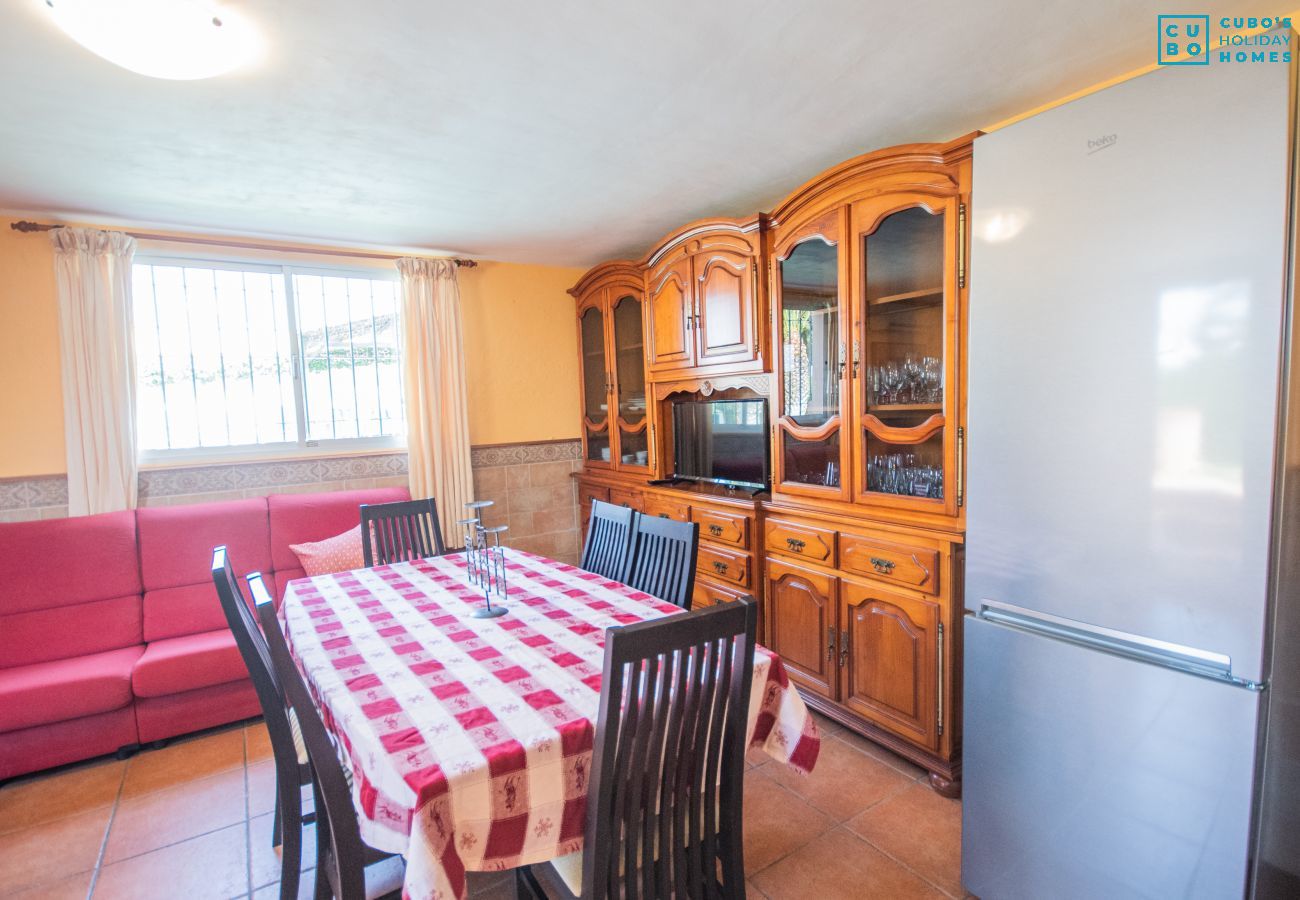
[50,227,138,516]
[396,257,473,542]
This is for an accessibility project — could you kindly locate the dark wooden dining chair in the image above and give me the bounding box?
[626,515,699,609]
[249,573,404,900]
[211,546,313,900]
[360,497,446,567]
[518,596,759,900]
[579,499,636,582]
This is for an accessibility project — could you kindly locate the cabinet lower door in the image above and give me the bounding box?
[839,577,940,749]
[766,559,838,699]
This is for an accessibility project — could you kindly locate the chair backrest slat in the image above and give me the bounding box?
[580,500,636,582]
[583,597,757,899]
[360,498,446,567]
[626,516,699,609]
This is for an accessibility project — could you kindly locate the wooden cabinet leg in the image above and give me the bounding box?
[928,771,961,798]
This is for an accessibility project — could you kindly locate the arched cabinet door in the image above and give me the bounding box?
[645,256,694,372]
[695,248,757,367]
[610,292,651,474]
[849,190,964,518]
[771,207,851,500]
[766,559,838,699]
[577,292,613,468]
[839,576,940,750]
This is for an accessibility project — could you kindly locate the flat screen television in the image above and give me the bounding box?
[672,398,770,490]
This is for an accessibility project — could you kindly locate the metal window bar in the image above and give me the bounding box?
[210,268,233,445]
[146,265,173,448]
[368,279,383,434]
[179,266,202,445]
[342,276,361,438]
[238,270,261,444]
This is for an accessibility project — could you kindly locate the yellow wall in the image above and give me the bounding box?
[0,227,65,477]
[0,221,583,477]
[458,261,585,446]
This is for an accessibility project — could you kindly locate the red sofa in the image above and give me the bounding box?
[0,486,408,780]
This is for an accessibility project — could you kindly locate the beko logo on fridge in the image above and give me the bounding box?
[1158,14,1292,65]
[1087,134,1118,155]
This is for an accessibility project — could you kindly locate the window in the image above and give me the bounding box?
[132,258,404,460]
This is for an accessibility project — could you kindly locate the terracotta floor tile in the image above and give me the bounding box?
[762,733,913,822]
[742,767,834,875]
[752,826,945,900]
[846,782,964,897]
[104,766,247,863]
[249,811,315,889]
[746,879,772,899]
[809,711,843,738]
[4,869,93,900]
[247,759,278,818]
[92,824,249,900]
[0,758,124,833]
[252,877,314,900]
[121,727,246,798]
[465,870,518,899]
[245,722,273,763]
[0,807,111,895]
[832,728,928,781]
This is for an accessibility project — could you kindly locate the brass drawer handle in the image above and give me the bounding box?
[658,512,671,519]
[870,556,896,575]
[786,537,806,552]
[713,561,728,575]
[709,524,723,537]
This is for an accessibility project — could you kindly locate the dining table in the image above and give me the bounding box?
[278,547,821,900]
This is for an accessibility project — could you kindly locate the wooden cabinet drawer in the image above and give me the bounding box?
[840,532,940,595]
[692,507,749,548]
[697,545,750,588]
[765,517,836,566]
[643,495,691,522]
[578,483,610,506]
[607,487,642,511]
[692,578,748,609]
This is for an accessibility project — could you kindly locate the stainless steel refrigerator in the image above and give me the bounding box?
[963,49,1300,899]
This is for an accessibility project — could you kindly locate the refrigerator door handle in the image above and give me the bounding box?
[976,600,1266,691]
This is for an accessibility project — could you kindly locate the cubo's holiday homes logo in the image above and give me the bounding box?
[1158,15,1209,64]
[1158,15,1293,65]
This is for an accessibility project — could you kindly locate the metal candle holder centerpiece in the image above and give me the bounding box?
[460,500,509,618]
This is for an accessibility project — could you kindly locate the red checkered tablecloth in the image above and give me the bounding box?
[279,548,820,900]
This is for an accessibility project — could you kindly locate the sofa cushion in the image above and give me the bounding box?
[0,511,141,615]
[131,629,249,698]
[137,498,272,593]
[0,645,143,732]
[0,594,143,669]
[142,573,275,644]
[268,487,408,573]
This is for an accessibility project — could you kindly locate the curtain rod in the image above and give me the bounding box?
[8,220,478,267]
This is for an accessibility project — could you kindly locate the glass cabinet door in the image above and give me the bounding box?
[854,199,957,512]
[775,229,846,494]
[611,293,650,472]
[579,302,612,466]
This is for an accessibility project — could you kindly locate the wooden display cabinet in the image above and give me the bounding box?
[567,135,975,796]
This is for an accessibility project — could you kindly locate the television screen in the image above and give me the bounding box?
[672,399,769,489]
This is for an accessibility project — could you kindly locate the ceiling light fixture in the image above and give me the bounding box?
[41,0,262,80]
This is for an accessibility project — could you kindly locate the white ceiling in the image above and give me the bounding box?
[0,0,1275,266]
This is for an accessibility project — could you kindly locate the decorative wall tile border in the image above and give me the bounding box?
[0,474,69,511]
[0,440,580,516]
[138,451,409,499]
[470,440,581,468]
